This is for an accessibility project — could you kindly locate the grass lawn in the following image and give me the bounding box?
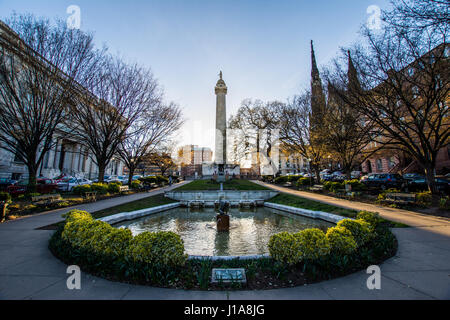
[267,193,409,228]
[91,194,177,219]
[174,179,270,191]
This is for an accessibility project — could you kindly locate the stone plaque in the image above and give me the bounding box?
[211,268,246,283]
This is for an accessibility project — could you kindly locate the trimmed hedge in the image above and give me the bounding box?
[323,181,344,192]
[344,179,366,191]
[268,228,331,265]
[297,177,313,187]
[326,226,357,255]
[72,184,91,195]
[52,210,188,285]
[336,219,374,247]
[131,180,142,190]
[357,211,380,227]
[107,182,121,194]
[91,183,109,195]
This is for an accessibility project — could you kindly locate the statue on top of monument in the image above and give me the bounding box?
[219,71,223,80]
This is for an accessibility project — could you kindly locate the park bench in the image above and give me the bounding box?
[31,194,62,205]
[83,191,97,202]
[119,185,129,193]
[309,185,324,192]
[384,193,416,205]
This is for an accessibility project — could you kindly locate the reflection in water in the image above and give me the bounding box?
[115,207,333,256]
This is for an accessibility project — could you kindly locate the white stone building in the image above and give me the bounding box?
[0,20,124,181]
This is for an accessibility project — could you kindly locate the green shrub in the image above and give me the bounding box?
[91,183,109,195]
[336,219,374,247]
[141,176,157,185]
[377,188,400,201]
[297,177,313,187]
[268,229,331,264]
[326,226,357,255]
[287,175,301,182]
[131,180,142,190]
[261,175,274,183]
[324,181,344,193]
[127,231,187,267]
[295,228,331,261]
[72,184,91,195]
[60,209,186,270]
[416,191,432,206]
[274,176,288,184]
[0,192,12,203]
[357,211,380,227]
[344,179,366,191]
[440,196,450,210]
[156,175,169,185]
[107,182,121,194]
[268,232,299,265]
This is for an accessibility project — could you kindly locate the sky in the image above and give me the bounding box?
[0,0,391,152]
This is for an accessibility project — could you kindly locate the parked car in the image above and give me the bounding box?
[0,178,15,192]
[7,178,58,196]
[106,175,126,184]
[53,174,73,183]
[57,178,92,192]
[351,171,363,179]
[331,171,346,182]
[362,173,407,191]
[319,169,331,179]
[403,173,425,182]
[407,177,450,194]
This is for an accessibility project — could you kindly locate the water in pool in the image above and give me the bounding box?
[114,207,334,257]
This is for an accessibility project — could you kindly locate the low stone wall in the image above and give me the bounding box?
[264,202,347,224]
[98,202,181,224]
[164,190,279,207]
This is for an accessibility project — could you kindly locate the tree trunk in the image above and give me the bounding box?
[127,165,135,186]
[98,164,106,183]
[27,164,38,193]
[424,164,438,195]
[0,202,7,223]
[256,132,261,177]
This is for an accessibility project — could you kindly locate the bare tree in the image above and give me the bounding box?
[71,56,159,183]
[0,14,96,190]
[146,145,177,176]
[334,16,449,194]
[323,53,380,178]
[385,0,449,33]
[117,100,183,185]
[277,92,329,183]
[228,99,280,175]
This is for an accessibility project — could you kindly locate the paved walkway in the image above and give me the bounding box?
[0,181,449,300]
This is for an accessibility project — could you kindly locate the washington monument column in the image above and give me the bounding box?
[214,71,227,166]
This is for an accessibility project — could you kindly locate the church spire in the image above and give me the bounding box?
[310,40,326,129]
[311,40,320,82]
[347,50,361,93]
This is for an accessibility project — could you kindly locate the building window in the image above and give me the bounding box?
[376,159,383,171]
[11,173,21,180]
[389,157,396,168]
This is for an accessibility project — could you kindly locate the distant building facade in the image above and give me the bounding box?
[0,20,124,181]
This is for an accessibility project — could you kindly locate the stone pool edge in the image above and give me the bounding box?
[264,202,348,224]
[98,201,348,261]
[98,202,181,224]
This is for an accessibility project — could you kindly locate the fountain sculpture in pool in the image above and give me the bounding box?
[216,198,230,232]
